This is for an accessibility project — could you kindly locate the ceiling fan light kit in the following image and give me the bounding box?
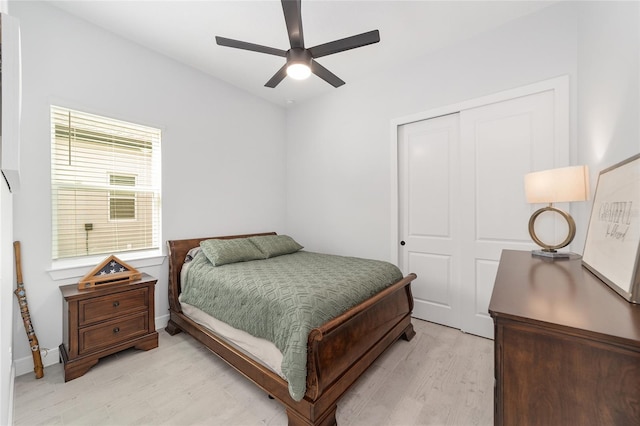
[286,48,312,80]
[216,0,380,88]
[287,63,311,80]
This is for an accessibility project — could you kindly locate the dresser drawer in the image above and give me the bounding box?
[79,311,149,355]
[79,287,148,326]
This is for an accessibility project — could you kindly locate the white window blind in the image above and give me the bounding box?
[51,106,161,259]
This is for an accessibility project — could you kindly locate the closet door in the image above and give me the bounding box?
[397,83,567,339]
[398,114,461,329]
[458,90,560,338]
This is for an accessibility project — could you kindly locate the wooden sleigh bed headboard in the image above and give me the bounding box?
[165,232,416,426]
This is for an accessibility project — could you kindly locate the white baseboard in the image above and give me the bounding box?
[155,313,169,330]
[14,314,171,377]
[14,346,59,377]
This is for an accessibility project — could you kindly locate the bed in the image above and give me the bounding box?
[166,232,417,426]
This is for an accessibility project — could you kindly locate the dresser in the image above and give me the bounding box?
[489,250,640,425]
[59,273,158,381]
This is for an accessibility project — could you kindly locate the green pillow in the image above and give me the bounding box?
[200,238,265,266]
[249,235,303,258]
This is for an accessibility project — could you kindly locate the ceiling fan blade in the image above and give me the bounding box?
[265,64,289,88]
[216,36,287,57]
[309,30,380,59]
[281,0,304,49]
[310,60,345,88]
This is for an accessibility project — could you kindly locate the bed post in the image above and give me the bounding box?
[401,283,416,341]
[286,405,337,426]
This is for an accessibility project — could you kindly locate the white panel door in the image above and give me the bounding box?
[458,90,560,338]
[396,85,567,339]
[398,114,461,329]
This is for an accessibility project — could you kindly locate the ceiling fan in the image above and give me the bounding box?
[215,0,380,88]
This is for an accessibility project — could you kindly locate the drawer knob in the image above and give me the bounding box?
[113,301,120,308]
[113,327,120,334]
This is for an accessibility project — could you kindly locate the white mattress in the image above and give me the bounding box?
[179,300,285,377]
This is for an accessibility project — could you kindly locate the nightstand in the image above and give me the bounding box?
[59,273,159,381]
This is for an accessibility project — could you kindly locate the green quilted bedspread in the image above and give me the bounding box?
[180,250,403,401]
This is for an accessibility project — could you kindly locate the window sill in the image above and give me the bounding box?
[48,250,166,282]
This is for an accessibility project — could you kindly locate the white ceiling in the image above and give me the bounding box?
[47,1,556,107]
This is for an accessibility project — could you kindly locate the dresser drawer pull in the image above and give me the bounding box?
[113,327,120,334]
[113,301,120,308]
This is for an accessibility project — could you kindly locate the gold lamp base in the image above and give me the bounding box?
[528,204,576,259]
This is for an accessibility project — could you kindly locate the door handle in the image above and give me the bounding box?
[400,241,406,246]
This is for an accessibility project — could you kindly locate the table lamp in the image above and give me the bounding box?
[524,165,589,258]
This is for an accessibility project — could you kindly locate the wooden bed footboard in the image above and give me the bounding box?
[166,233,416,426]
[306,273,415,400]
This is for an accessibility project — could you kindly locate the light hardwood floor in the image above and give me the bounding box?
[13,319,493,425]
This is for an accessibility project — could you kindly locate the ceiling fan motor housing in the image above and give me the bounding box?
[287,48,312,67]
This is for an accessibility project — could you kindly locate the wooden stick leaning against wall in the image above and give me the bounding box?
[13,241,44,379]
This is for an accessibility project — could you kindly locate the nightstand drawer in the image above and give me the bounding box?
[79,311,148,355]
[79,288,148,326]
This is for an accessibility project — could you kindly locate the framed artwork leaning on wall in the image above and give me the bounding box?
[582,153,640,304]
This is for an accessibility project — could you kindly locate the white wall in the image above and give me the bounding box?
[576,1,640,248]
[0,182,13,426]
[0,2,15,425]
[285,2,581,261]
[285,1,639,264]
[10,1,286,372]
[578,1,640,168]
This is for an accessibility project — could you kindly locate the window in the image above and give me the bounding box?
[109,174,136,221]
[51,106,161,259]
